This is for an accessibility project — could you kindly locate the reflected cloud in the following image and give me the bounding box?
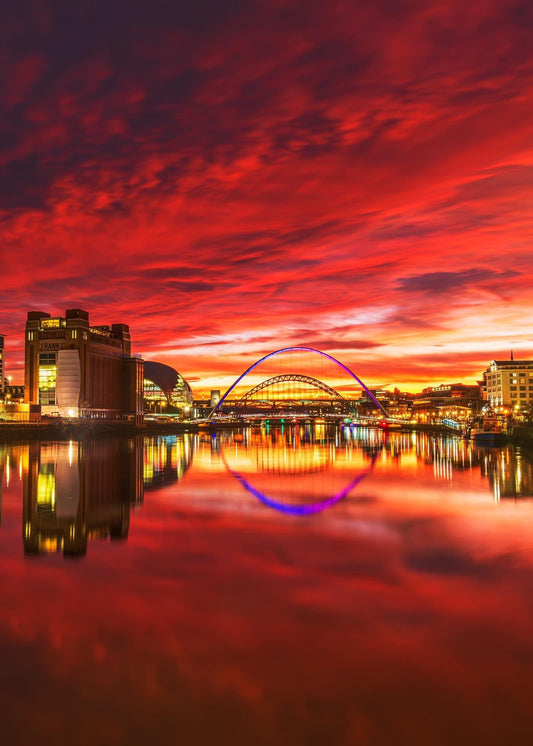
[3,428,533,743]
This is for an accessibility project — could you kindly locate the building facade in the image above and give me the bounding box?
[484,359,533,409]
[143,360,193,415]
[24,309,143,421]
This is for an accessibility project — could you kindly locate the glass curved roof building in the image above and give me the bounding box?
[143,361,193,411]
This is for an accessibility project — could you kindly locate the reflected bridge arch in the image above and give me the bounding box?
[220,430,382,516]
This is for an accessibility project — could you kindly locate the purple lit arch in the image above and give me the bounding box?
[209,346,388,418]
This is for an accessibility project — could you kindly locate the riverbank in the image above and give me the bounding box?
[0,418,460,441]
[0,420,204,442]
[2,418,533,444]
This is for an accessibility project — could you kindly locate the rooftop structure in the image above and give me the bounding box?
[143,361,193,414]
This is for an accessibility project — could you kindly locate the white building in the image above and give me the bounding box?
[484,357,533,409]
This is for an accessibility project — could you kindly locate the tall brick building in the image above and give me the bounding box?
[25,308,143,421]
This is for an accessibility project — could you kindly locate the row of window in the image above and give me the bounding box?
[487,386,533,392]
[28,330,87,341]
[487,375,533,380]
[39,390,56,405]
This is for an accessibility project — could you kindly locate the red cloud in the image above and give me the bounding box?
[1,0,533,392]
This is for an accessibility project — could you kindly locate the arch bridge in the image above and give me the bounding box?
[209,347,388,422]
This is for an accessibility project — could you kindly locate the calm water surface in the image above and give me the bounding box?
[1,425,533,745]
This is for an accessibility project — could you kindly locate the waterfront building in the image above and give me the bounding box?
[24,308,144,421]
[193,398,215,419]
[4,383,24,401]
[420,383,481,403]
[143,361,193,415]
[484,357,533,410]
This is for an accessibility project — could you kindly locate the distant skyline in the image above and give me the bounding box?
[2,1,532,394]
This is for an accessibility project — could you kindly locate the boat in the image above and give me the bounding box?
[468,415,508,446]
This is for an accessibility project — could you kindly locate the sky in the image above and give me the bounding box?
[1,0,533,394]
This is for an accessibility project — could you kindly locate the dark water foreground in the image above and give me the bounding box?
[1,426,533,745]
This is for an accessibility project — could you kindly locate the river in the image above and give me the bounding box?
[1,425,533,745]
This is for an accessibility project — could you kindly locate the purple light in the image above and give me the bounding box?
[210,346,388,417]
[220,446,379,516]
[228,466,374,516]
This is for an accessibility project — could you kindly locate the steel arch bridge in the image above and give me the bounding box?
[241,374,346,402]
[209,347,388,420]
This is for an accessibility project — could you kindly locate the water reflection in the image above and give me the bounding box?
[23,439,144,557]
[2,428,533,744]
[481,447,533,501]
[143,435,193,489]
[219,424,383,514]
[1,430,533,550]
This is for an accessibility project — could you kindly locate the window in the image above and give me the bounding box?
[39,389,56,405]
[41,318,61,329]
[39,352,57,405]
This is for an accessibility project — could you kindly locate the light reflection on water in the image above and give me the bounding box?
[1,426,533,554]
[1,426,533,744]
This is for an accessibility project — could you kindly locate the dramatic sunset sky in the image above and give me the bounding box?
[1,0,532,393]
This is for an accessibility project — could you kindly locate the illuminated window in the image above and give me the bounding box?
[143,379,165,402]
[39,352,57,405]
[41,318,61,329]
